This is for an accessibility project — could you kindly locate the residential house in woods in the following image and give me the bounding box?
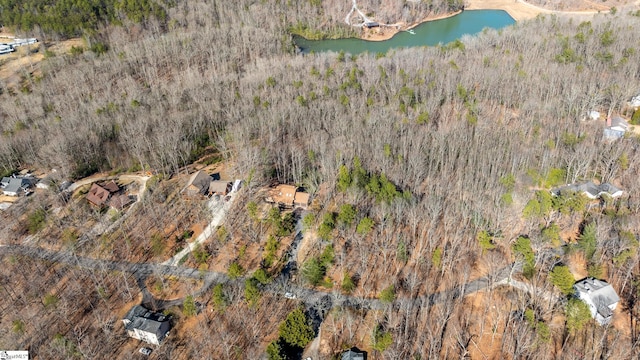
[1,176,35,196]
[208,180,232,196]
[266,184,310,208]
[574,278,620,325]
[36,170,61,190]
[86,183,113,207]
[342,348,366,360]
[183,170,212,197]
[86,181,128,209]
[109,194,133,210]
[551,182,623,199]
[103,180,119,193]
[122,305,171,345]
[294,191,310,208]
[603,116,629,140]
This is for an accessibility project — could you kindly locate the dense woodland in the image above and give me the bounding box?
[1,0,640,359]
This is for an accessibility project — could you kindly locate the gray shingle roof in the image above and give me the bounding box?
[123,305,170,336]
[574,278,620,318]
[551,182,622,199]
[3,177,33,194]
[342,349,365,360]
[184,170,211,195]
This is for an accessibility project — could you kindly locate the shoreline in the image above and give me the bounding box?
[358,0,617,42]
[361,10,463,42]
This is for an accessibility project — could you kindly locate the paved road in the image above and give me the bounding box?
[0,243,524,312]
[0,244,228,310]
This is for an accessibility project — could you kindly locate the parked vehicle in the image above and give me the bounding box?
[139,347,152,356]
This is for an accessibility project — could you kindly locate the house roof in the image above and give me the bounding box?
[342,349,366,360]
[184,171,211,195]
[109,194,132,210]
[123,305,170,336]
[294,191,310,205]
[209,180,231,194]
[551,182,622,199]
[271,184,297,205]
[609,116,629,131]
[103,180,120,193]
[86,183,111,206]
[598,183,622,196]
[604,128,625,140]
[574,278,620,318]
[3,177,33,194]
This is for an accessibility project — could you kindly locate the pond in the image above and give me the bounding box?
[294,10,515,55]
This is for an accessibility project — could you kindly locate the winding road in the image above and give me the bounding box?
[345,0,373,27]
[0,169,545,330]
[2,172,538,315]
[0,241,527,312]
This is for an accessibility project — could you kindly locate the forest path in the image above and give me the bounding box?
[345,0,373,26]
[162,192,237,266]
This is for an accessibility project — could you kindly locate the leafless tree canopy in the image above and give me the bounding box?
[1,1,640,358]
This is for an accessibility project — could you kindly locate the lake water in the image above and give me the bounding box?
[294,10,515,55]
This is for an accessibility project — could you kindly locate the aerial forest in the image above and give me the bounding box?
[1,0,640,359]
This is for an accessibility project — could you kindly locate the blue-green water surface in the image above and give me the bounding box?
[295,10,515,55]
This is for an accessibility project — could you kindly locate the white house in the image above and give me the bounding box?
[122,305,171,345]
[630,94,640,108]
[1,177,34,196]
[551,182,623,200]
[603,116,629,140]
[574,278,620,325]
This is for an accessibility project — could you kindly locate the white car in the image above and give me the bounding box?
[284,292,296,299]
[139,347,152,356]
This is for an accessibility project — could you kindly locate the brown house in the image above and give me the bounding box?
[183,171,212,197]
[86,183,111,207]
[268,184,310,209]
[87,180,125,208]
[109,194,133,210]
[103,180,120,193]
[209,180,232,196]
[294,191,310,208]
